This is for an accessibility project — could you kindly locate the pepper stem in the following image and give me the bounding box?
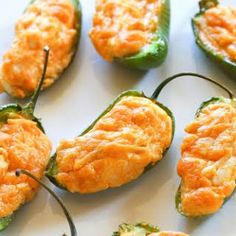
[24,46,50,114]
[151,72,234,100]
[15,169,77,236]
[199,0,219,13]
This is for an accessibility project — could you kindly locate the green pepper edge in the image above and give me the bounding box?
[0,103,46,230]
[112,222,160,236]
[0,215,14,232]
[176,96,236,217]
[46,90,175,191]
[192,2,236,77]
[7,0,82,99]
[114,0,170,70]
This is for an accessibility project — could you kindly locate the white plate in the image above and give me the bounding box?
[0,0,236,235]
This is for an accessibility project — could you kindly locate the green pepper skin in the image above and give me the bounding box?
[112,223,160,236]
[192,0,236,77]
[176,96,236,217]
[114,0,170,70]
[0,215,13,232]
[46,90,175,191]
[0,104,45,231]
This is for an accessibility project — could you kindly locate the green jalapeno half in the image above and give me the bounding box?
[89,0,170,70]
[46,88,175,193]
[0,48,52,231]
[0,0,81,98]
[192,0,236,77]
[152,72,235,217]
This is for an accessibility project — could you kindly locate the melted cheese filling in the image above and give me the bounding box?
[0,0,77,98]
[55,96,172,193]
[177,101,236,216]
[89,0,161,61]
[195,6,236,62]
[0,117,51,218]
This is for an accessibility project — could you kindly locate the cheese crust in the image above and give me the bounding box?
[177,101,236,216]
[195,6,236,62]
[0,116,51,218]
[89,0,161,61]
[0,0,78,98]
[55,96,172,193]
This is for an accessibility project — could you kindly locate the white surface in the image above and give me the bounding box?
[0,0,236,235]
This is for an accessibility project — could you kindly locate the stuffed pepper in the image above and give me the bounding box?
[0,0,81,98]
[176,97,236,217]
[0,48,52,231]
[192,0,236,76]
[47,91,174,193]
[89,0,170,70]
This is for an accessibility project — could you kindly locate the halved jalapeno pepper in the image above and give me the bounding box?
[89,0,170,70]
[192,0,236,77]
[151,72,235,217]
[0,48,52,231]
[0,0,81,98]
[46,90,174,193]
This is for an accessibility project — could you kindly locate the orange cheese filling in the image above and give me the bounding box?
[195,6,236,61]
[89,0,161,61]
[0,0,77,98]
[55,96,172,193]
[177,101,236,216]
[0,117,51,218]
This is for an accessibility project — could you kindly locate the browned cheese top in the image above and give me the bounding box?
[177,100,236,216]
[55,96,172,193]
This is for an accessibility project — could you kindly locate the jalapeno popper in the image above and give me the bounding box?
[112,223,189,236]
[150,72,235,217]
[0,48,52,231]
[176,97,236,217]
[0,0,81,98]
[192,0,236,76]
[46,91,174,193]
[89,0,170,70]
